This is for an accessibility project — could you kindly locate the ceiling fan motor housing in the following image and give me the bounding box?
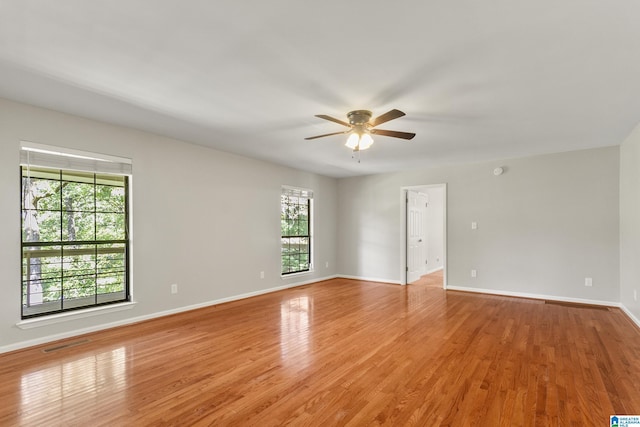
[347,110,373,126]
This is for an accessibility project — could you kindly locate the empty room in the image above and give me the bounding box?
[1,1,639,426]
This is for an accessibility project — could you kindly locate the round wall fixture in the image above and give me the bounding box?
[493,167,504,176]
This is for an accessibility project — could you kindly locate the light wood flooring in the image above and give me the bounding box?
[1,274,639,426]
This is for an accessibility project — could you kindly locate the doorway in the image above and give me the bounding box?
[400,184,447,288]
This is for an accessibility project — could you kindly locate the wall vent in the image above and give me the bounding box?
[544,300,609,311]
[42,339,91,353]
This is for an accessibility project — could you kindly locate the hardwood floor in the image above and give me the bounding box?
[411,269,444,287]
[1,275,639,426]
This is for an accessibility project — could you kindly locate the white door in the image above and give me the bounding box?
[406,190,427,283]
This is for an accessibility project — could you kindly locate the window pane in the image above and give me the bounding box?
[97,243,126,294]
[299,203,308,218]
[62,211,95,240]
[21,165,130,318]
[22,245,63,310]
[299,221,308,236]
[61,170,94,184]
[96,213,126,240]
[62,245,97,300]
[96,184,125,213]
[97,290,126,304]
[63,182,95,213]
[21,176,61,211]
[95,174,125,187]
[22,209,61,242]
[281,189,312,274]
[299,237,309,251]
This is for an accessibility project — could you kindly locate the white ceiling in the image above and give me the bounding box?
[1,1,640,177]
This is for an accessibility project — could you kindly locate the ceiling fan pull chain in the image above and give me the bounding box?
[352,150,361,164]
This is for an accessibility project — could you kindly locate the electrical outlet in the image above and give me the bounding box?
[471,269,477,278]
[260,271,265,279]
[585,277,592,287]
[325,261,329,268]
[634,289,637,301]
[171,283,178,294]
[471,222,477,230]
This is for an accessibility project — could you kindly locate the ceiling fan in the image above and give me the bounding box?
[305,109,416,151]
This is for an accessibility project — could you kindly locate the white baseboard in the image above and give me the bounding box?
[446,285,620,307]
[620,304,640,329]
[0,274,339,354]
[337,275,401,285]
[425,267,444,275]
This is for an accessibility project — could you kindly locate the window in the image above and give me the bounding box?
[281,186,312,275]
[20,143,131,318]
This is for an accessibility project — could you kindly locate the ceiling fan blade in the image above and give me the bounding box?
[315,114,351,127]
[371,129,416,140]
[371,109,406,127]
[304,131,349,140]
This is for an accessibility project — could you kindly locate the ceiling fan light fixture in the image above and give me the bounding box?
[345,132,374,151]
[359,133,374,150]
[345,133,359,149]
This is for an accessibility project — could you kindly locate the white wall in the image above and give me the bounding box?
[1,95,632,352]
[338,147,620,303]
[0,98,338,352]
[425,186,444,273]
[620,121,640,324]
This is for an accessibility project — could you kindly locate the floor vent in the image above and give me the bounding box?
[544,300,610,310]
[42,339,91,353]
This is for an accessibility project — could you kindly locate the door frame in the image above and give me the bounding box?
[400,183,448,288]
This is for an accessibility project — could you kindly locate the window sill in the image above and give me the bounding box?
[281,270,314,280]
[15,301,137,330]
